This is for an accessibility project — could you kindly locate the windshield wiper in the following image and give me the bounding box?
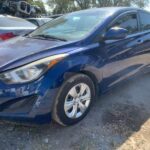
[31,34,67,41]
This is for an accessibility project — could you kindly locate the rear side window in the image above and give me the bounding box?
[139,12,150,31]
[111,13,138,34]
[28,19,39,26]
[0,16,36,27]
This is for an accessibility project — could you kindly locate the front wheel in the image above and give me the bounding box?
[52,74,95,126]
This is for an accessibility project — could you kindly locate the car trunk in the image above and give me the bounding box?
[0,15,37,41]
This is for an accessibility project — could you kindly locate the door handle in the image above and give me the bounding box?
[137,39,144,44]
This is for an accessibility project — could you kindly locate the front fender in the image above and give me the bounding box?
[45,53,102,90]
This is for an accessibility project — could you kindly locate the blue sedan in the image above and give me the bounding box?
[0,7,150,126]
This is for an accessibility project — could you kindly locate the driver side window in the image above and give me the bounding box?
[111,13,138,35]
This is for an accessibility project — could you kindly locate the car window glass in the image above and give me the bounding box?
[28,19,39,26]
[111,13,138,34]
[30,10,114,41]
[139,12,150,31]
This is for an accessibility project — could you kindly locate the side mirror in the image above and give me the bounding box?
[104,27,128,40]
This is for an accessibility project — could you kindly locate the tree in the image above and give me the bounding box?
[95,0,149,7]
[47,0,149,14]
[74,0,92,9]
[47,0,76,14]
[27,0,46,13]
[34,0,46,13]
[132,0,149,8]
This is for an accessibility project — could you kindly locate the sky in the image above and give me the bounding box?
[41,0,51,12]
[42,0,47,3]
[145,3,150,11]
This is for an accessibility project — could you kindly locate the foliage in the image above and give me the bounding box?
[47,0,149,14]
[74,0,92,9]
[95,0,149,7]
[48,0,77,14]
[27,0,46,13]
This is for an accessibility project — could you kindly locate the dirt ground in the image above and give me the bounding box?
[0,73,150,150]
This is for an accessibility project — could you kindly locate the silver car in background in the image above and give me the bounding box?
[26,18,53,26]
[0,15,37,41]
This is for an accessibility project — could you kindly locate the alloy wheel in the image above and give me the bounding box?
[64,83,91,119]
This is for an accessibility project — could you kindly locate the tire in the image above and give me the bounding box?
[52,74,96,126]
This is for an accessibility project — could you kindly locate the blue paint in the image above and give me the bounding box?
[0,7,150,124]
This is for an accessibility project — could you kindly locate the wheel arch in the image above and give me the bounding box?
[63,70,99,96]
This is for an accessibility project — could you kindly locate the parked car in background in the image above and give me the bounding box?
[49,14,63,19]
[27,18,53,26]
[0,15,37,41]
[0,7,150,126]
[27,15,63,27]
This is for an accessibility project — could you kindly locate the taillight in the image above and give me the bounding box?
[0,32,16,41]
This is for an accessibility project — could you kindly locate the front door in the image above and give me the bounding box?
[100,11,149,92]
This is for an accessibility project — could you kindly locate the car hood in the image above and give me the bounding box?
[0,36,78,71]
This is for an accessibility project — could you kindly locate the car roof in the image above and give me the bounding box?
[0,14,27,20]
[49,14,63,18]
[0,15,37,29]
[27,18,52,20]
[70,7,145,15]
[89,7,140,11]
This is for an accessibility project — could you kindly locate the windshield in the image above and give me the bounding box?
[29,10,113,41]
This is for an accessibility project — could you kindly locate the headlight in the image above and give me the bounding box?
[0,54,68,84]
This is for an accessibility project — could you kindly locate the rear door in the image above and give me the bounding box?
[135,10,150,72]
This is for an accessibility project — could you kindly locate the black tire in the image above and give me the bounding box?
[52,74,96,126]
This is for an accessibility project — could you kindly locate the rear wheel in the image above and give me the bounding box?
[52,74,95,126]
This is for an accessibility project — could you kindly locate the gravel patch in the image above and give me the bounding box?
[0,73,150,150]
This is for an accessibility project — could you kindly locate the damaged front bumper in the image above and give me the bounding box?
[0,75,58,124]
